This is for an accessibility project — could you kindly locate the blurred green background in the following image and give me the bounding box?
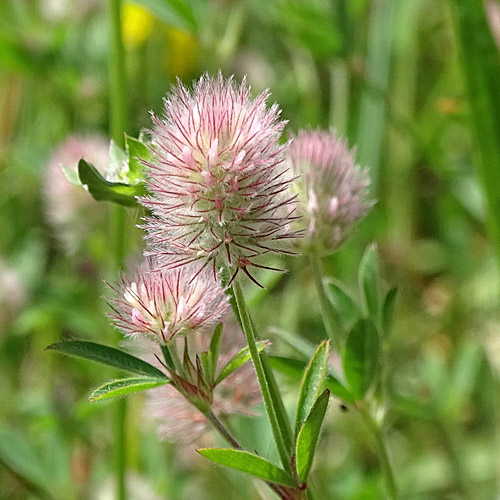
[1,0,500,498]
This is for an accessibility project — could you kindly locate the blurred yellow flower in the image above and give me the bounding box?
[166,27,198,78]
[122,2,154,49]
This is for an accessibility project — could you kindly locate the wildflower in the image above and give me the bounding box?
[44,134,108,254]
[141,73,301,284]
[122,1,154,49]
[107,259,229,344]
[289,129,373,255]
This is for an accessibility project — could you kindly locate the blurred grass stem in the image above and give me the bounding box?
[109,0,128,498]
[359,406,398,500]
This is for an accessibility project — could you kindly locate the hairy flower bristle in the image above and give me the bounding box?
[289,129,374,255]
[141,73,301,283]
[107,259,229,343]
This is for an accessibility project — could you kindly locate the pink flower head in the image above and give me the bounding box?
[141,73,301,284]
[44,134,109,254]
[107,259,229,344]
[289,129,373,255]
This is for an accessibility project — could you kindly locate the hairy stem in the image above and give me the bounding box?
[204,409,242,450]
[310,254,341,352]
[231,279,293,472]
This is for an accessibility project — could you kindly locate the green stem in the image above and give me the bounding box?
[310,254,341,353]
[435,416,473,499]
[109,0,127,148]
[231,279,293,472]
[203,409,298,500]
[204,409,242,450]
[109,1,128,499]
[359,406,399,500]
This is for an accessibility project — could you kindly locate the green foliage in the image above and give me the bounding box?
[270,355,354,403]
[342,319,380,399]
[89,377,170,403]
[295,389,330,483]
[46,341,168,379]
[326,278,362,335]
[452,0,500,266]
[382,287,398,337]
[215,339,269,385]
[78,159,146,207]
[358,244,381,322]
[197,448,296,487]
[295,340,329,436]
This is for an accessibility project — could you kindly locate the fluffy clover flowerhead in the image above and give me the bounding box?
[44,134,109,254]
[141,73,301,284]
[107,259,229,344]
[289,129,374,255]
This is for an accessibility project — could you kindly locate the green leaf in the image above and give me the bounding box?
[133,0,197,33]
[295,341,329,436]
[46,341,168,379]
[215,340,269,386]
[208,323,223,383]
[342,319,380,399]
[382,287,398,336]
[452,0,500,267]
[160,344,175,370]
[326,278,362,334]
[89,377,169,402]
[358,244,380,321]
[78,159,146,207]
[125,134,150,181]
[269,356,354,404]
[295,389,330,483]
[197,448,296,487]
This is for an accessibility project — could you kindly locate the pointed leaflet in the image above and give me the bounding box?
[342,319,380,399]
[382,287,398,337]
[46,341,168,379]
[295,389,330,483]
[198,449,295,487]
[269,356,354,404]
[327,278,362,334]
[215,340,269,386]
[125,134,150,181]
[89,377,170,403]
[295,341,329,436]
[78,159,146,207]
[208,323,223,384]
[358,244,380,321]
